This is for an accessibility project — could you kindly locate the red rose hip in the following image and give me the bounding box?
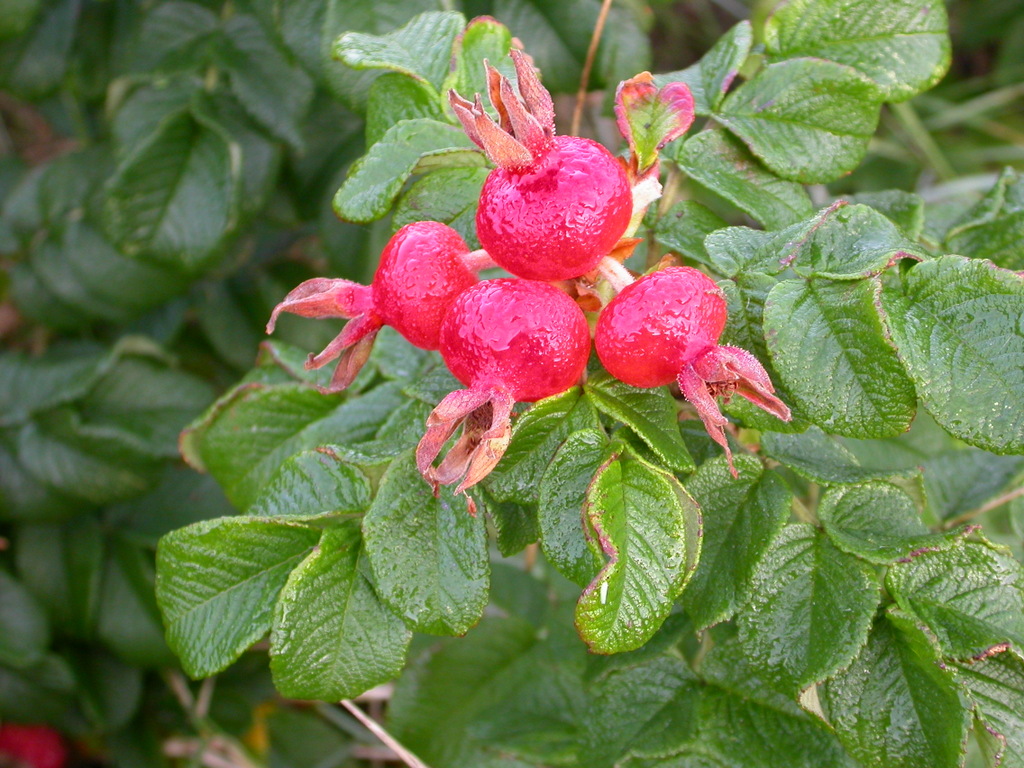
[596,266,791,475]
[418,278,591,493]
[450,50,632,281]
[266,221,478,391]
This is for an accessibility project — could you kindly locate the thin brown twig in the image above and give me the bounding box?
[340,700,431,768]
[570,0,615,136]
[943,484,1024,530]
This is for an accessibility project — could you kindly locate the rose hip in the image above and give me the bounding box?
[417,278,591,493]
[595,266,791,474]
[266,221,477,391]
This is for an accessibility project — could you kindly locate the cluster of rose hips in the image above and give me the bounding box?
[268,50,790,493]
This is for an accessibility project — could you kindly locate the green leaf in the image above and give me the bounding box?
[880,255,1024,454]
[443,15,514,103]
[655,20,753,114]
[0,343,108,424]
[393,166,487,250]
[738,523,880,694]
[922,449,1024,523]
[96,537,177,668]
[886,540,1024,659]
[763,427,919,484]
[218,13,314,150]
[783,202,928,279]
[654,201,728,270]
[945,167,1024,270]
[575,447,702,654]
[717,58,882,184]
[0,0,78,98]
[538,429,608,588]
[704,215,823,278]
[363,451,488,636]
[14,517,104,639]
[821,610,971,768]
[486,387,601,505]
[676,128,814,229]
[682,455,791,631]
[388,617,538,768]
[581,656,700,767]
[128,1,219,74]
[181,381,403,510]
[270,523,411,700]
[585,371,693,472]
[819,481,969,564]
[764,0,951,102]
[0,569,49,669]
[17,409,163,506]
[247,448,371,519]
[0,0,39,40]
[0,654,75,722]
[846,189,926,240]
[333,118,480,223]
[333,10,464,89]
[365,73,444,148]
[955,650,1024,768]
[763,277,916,437]
[103,112,236,274]
[156,516,320,678]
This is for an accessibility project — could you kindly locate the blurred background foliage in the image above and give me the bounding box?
[1,0,1022,766]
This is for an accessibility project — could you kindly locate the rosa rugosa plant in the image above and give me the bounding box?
[2,1,1016,766]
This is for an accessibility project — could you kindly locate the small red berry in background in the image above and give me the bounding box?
[266,221,478,391]
[450,50,632,281]
[0,724,68,768]
[596,266,791,475]
[417,278,591,493]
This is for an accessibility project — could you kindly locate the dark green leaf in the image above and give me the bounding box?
[0,569,49,669]
[880,255,1024,454]
[218,13,314,150]
[128,1,218,74]
[0,654,75,722]
[887,540,1024,659]
[97,537,177,668]
[922,449,1024,523]
[576,447,701,653]
[764,0,951,102]
[156,517,320,677]
[677,129,814,230]
[683,455,791,631]
[585,371,693,472]
[718,59,882,184]
[657,20,752,114]
[475,487,539,558]
[0,0,78,98]
[538,429,608,588]
[270,523,411,699]
[821,610,970,768]
[393,166,487,249]
[333,118,480,223]
[388,617,538,767]
[739,523,880,694]
[581,656,700,767]
[704,215,823,278]
[103,112,236,274]
[14,517,104,639]
[764,277,916,437]
[819,481,969,564]
[0,0,39,40]
[0,343,107,424]
[945,167,1024,270]
[363,451,488,636]
[955,650,1024,768]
